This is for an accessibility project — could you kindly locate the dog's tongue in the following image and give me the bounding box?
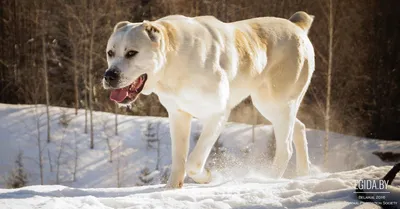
[110,88,128,102]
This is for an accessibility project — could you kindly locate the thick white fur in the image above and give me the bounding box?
[104,11,315,188]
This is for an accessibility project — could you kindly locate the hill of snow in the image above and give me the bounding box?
[0,103,399,208]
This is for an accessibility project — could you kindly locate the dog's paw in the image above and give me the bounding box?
[297,168,310,177]
[189,168,212,184]
[165,180,183,189]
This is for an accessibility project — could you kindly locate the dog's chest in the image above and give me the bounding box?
[156,84,225,119]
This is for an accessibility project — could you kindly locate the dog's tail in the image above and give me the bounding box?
[289,11,314,33]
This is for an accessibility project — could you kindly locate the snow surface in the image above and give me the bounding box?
[0,166,397,208]
[0,103,399,208]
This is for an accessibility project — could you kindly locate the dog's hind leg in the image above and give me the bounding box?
[186,110,230,183]
[292,61,312,176]
[293,118,310,176]
[269,104,297,178]
[252,94,297,178]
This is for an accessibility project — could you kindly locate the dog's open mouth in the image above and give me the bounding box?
[110,74,147,103]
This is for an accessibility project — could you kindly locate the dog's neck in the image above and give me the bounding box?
[153,21,180,96]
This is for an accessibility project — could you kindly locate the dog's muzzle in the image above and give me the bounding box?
[104,67,120,88]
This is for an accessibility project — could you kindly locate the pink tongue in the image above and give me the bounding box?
[110,88,128,102]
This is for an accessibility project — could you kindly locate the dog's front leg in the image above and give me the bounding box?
[166,110,192,189]
[186,110,230,183]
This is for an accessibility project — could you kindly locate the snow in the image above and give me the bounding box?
[0,166,394,208]
[0,103,399,208]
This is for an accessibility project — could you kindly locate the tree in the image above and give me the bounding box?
[87,0,95,149]
[323,0,335,167]
[72,131,79,182]
[114,104,118,135]
[34,106,44,185]
[6,151,28,188]
[155,122,161,170]
[41,25,51,143]
[143,122,158,149]
[102,119,118,163]
[55,109,71,184]
[137,167,157,186]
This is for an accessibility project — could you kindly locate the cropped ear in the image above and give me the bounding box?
[113,21,131,32]
[142,20,161,44]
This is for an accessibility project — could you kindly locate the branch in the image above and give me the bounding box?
[314,47,328,65]
[60,0,87,33]
[318,0,330,20]
[310,86,326,116]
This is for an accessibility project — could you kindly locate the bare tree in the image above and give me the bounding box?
[102,120,116,163]
[317,0,336,167]
[116,136,123,187]
[323,0,334,167]
[115,104,118,136]
[36,1,52,143]
[34,105,44,185]
[47,149,53,173]
[55,130,66,184]
[155,122,161,171]
[72,131,79,182]
[88,2,95,149]
[55,110,70,184]
[41,34,51,143]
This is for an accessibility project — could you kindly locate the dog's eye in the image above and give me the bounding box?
[107,50,114,57]
[125,50,138,59]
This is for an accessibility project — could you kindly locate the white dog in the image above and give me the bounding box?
[103,11,315,188]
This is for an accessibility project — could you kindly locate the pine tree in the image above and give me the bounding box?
[138,167,154,185]
[143,122,158,149]
[6,151,28,188]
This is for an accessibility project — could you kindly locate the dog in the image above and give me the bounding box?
[103,11,315,188]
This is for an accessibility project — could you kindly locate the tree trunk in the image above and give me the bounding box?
[88,18,95,149]
[84,40,88,134]
[115,104,118,136]
[156,122,160,171]
[56,135,65,184]
[36,108,43,185]
[47,149,52,173]
[324,0,334,167]
[41,35,51,143]
[73,131,79,182]
[73,42,79,115]
[117,138,122,187]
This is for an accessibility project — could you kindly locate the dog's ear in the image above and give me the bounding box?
[142,20,161,44]
[113,21,131,32]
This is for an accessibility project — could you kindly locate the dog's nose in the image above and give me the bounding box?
[104,68,120,87]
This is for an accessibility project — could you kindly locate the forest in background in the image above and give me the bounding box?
[0,0,399,140]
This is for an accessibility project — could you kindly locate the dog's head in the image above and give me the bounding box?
[103,21,167,105]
